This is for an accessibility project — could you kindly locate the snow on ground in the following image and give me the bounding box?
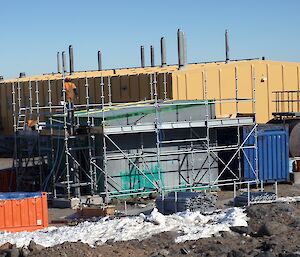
[277,196,300,202]
[0,207,247,248]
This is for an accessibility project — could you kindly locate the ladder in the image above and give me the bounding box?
[17,108,27,131]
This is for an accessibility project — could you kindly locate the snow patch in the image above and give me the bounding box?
[0,207,247,248]
[277,196,300,203]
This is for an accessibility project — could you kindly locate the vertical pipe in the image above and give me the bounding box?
[101,76,109,203]
[252,66,259,183]
[153,72,162,194]
[160,37,167,67]
[62,77,71,198]
[62,51,67,74]
[182,31,187,66]
[12,82,18,190]
[29,80,33,116]
[35,81,40,129]
[98,51,102,71]
[85,76,94,195]
[48,79,56,197]
[247,181,250,206]
[150,45,155,67]
[57,52,61,73]
[108,76,112,105]
[150,73,154,100]
[12,82,17,132]
[225,29,230,63]
[163,72,167,100]
[140,46,145,68]
[69,45,74,74]
[177,29,184,69]
[204,70,211,188]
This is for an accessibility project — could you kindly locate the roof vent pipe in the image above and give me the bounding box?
[182,31,187,66]
[57,52,61,73]
[19,72,26,78]
[98,51,102,71]
[177,29,185,69]
[160,37,167,67]
[69,45,74,74]
[62,51,67,74]
[140,46,145,68]
[225,29,229,63]
[150,45,155,67]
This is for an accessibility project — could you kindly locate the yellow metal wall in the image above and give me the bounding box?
[1,60,300,135]
[0,73,172,135]
[171,60,300,123]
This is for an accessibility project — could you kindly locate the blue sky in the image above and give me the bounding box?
[0,0,299,79]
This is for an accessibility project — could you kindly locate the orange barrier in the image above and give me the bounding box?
[0,192,48,232]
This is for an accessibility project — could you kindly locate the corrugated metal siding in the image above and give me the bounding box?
[1,60,300,135]
[243,125,289,182]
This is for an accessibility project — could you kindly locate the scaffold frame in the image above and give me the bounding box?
[12,66,259,201]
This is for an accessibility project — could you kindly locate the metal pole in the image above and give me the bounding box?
[98,51,102,71]
[150,45,155,67]
[62,51,67,74]
[235,67,242,181]
[233,180,236,198]
[204,70,212,189]
[57,52,61,73]
[235,67,239,114]
[225,29,230,63]
[163,73,167,100]
[108,76,112,106]
[29,80,33,117]
[182,31,187,66]
[12,82,18,187]
[69,45,74,74]
[35,81,42,190]
[160,37,167,67]
[17,81,21,112]
[140,46,145,68]
[100,75,109,203]
[247,181,250,206]
[177,29,184,69]
[62,77,71,198]
[85,77,91,127]
[150,73,154,100]
[12,82,17,132]
[48,79,56,198]
[252,66,259,182]
[275,181,278,200]
[35,81,40,130]
[154,72,162,193]
[85,76,95,195]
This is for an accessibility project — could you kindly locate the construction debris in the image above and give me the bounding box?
[156,191,217,215]
[234,192,277,207]
[76,206,115,218]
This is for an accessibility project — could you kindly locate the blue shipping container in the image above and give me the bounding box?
[243,125,289,182]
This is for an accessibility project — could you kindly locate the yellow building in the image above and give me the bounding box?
[0,59,299,134]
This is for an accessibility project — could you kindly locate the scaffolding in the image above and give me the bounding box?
[273,90,300,118]
[12,66,259,201]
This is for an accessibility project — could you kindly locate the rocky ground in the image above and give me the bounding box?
[0,202,299,257]
[1,185,300,257]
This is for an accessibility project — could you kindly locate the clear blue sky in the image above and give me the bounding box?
[1,0,299,79]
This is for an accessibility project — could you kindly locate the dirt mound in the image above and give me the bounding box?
[18,202,300,257]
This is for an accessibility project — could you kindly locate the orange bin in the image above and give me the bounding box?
[0,192,48,232]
